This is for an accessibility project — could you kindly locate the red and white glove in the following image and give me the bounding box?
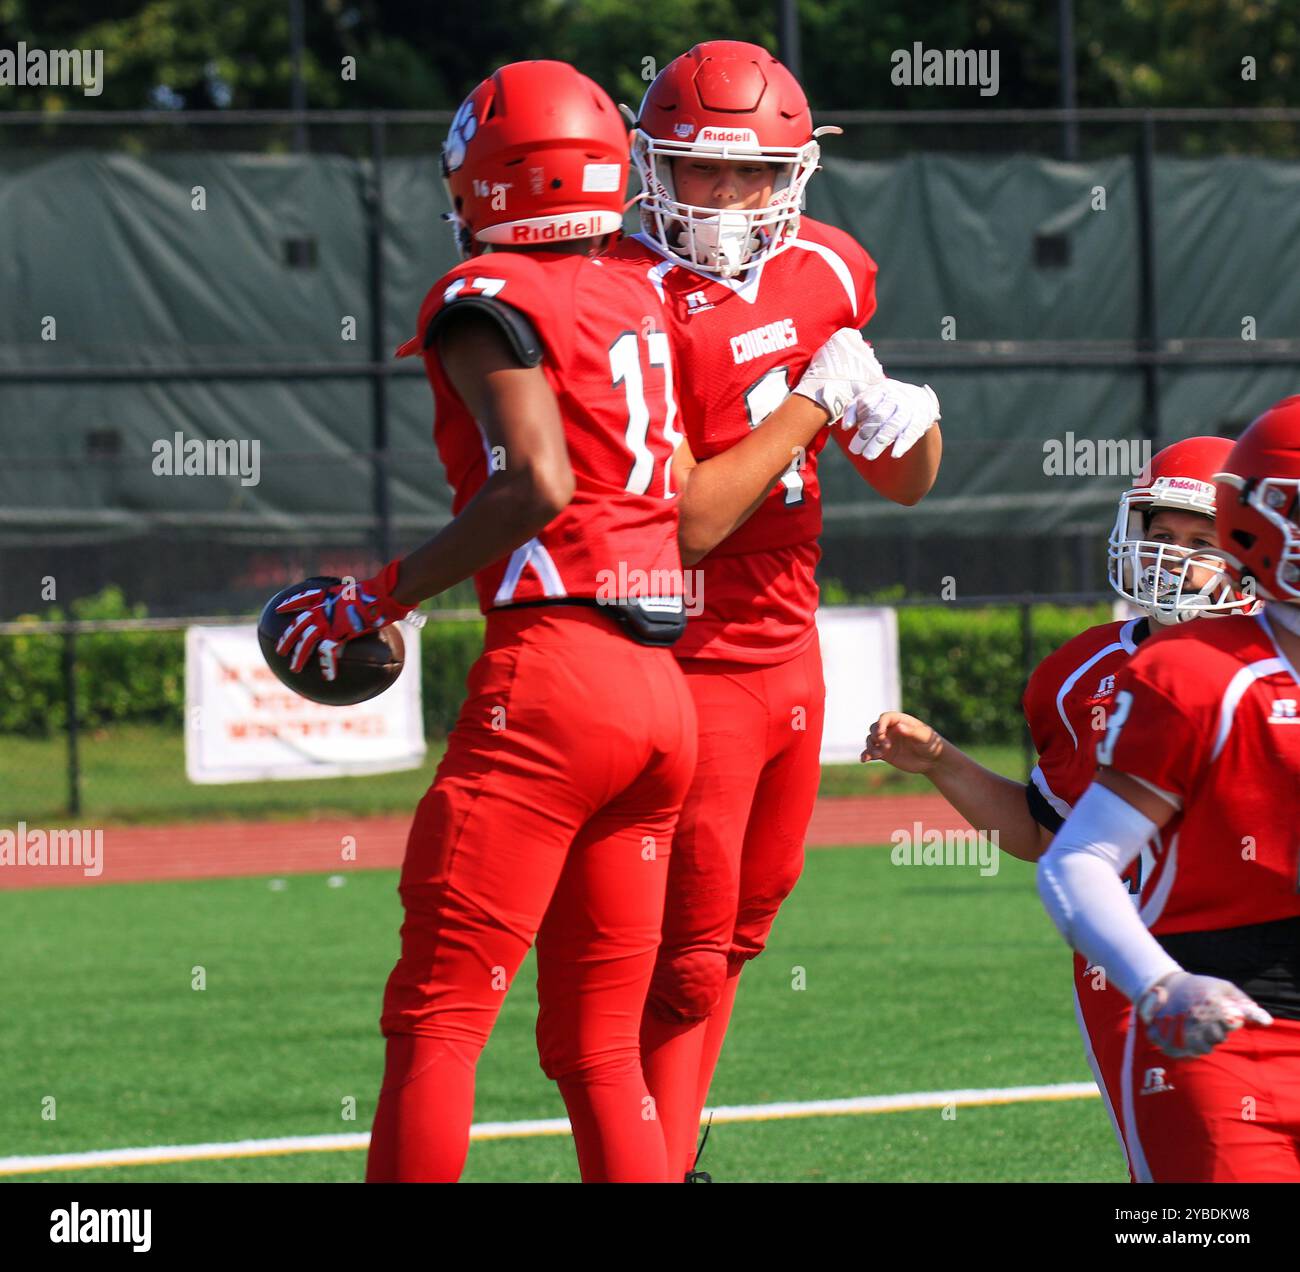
[274,560,412,680]
[1137,971,1273,1059]
[842,379,940,460]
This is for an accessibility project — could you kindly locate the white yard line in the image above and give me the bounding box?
[0,1081,1099,1176]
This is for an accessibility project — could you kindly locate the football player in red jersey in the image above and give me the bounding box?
[606,40,944,1180]
[863,436,1256,1177]
[277,60,886,1182]
[1038,398,1300,1182]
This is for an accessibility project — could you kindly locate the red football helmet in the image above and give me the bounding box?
[1107,436,1257,624]
[1215,396,1300,604]
[630,40,836,277]
[441,61,628,259]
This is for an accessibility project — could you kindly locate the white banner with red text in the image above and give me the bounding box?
[184,623,426,784]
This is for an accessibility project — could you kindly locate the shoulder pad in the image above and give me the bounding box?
[424,295,543,367]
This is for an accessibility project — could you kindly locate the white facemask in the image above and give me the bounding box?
[1138,560,1224,625]
[680,211,755,277]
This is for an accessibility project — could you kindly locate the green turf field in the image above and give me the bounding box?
[0,723,1027,824]
[0,843,1126,1183]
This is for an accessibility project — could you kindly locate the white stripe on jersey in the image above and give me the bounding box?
[1052,620,1141,748]
[1072,981,1132,1176]
[1210,656,1285,762]
[1138,828,1177,929]
[785,236,860,319]
[643,253,673,306]
[1120,1012,1154,1184]
[493,538,567,605]
[1030,764,1073,820]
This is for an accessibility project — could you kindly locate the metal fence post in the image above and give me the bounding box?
[1135,112,1161,440]
[368,114,392,564]
[1058,0,1079,160]
[63,627,82,817]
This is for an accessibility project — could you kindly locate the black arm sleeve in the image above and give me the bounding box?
[423,297,543,367]
[1025,779,1065,834]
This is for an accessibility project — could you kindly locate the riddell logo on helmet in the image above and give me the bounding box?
[696,126,760,146]
[511,218,600,243]
[1151,476,1214,498]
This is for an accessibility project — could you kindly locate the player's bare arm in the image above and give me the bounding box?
[863,711,1052,862]
[1092,767,1178,826]
[672,328,883,564]
[388,312,574,606]
[833,419,942,506]
[672,394,827,565]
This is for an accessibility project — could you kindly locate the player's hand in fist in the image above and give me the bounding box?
[274,560,412,680]
[1137,971,1273,1059]
[842,379,940,460]
[792,328,886,424]
[862,711,945,774]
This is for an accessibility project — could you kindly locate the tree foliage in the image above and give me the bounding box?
[0,0,1295,112]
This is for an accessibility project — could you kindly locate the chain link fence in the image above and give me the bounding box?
[0,595,1119,825]
[3,109,1300,620]
[1,106,1286,827]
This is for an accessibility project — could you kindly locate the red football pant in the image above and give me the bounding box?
[1073,952,1137,1181]
[1122,1011,1300,1182]
[641,638,825,1179]
[366,607,697,1183]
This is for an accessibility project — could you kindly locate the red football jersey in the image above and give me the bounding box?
[1097,610,1300,934]
[399,251,684,615]
[1023,617,1168,914]
[606,219,878,662]
[1025,618,1143,814]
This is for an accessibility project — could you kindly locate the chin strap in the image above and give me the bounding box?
[1267,599,1300,636]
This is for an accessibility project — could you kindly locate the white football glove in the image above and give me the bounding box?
[1137,971,1273,1059]
[842,379,940,460]
[792,328,886,424]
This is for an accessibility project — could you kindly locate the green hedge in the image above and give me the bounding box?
[0,588,1110,746]
[896,604,1111,745]
[0,588,484,742]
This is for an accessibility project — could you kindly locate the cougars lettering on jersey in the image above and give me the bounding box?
[607,219,877,662]
[1098,611,1300,935]
[1023,616,1166,913]
[398,251,683,615]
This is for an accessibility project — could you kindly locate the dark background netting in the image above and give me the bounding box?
[3,112,1299,619]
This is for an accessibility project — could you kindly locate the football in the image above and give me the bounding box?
[257,577,405,706]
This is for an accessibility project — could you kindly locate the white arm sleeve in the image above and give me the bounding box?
[1035,782,1182,1003]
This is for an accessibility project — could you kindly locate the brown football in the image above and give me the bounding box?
[258,578,405,706]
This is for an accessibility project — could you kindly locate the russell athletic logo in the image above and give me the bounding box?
[1140,1067,1175,1095]
[731,318,798,365]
